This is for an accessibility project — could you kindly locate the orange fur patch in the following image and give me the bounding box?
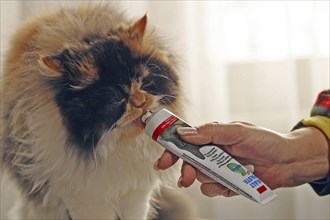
[116,81,154,127]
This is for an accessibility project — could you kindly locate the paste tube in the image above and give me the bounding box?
[142,108,277,205]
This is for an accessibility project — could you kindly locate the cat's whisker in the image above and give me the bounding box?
[92,138,99,167]
[161,94,177,99]
[160,95,176,105]
[144,49,158,66]
[148,71,175,85]
[147,63,161,71]
[110,125,120,150]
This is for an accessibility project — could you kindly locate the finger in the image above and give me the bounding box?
[176,126,211,145]
[200,183,238,197]
[196,171,216,183]
[155,150,179,170]
[223,190,238,197]
[200,183,229,197]
[178,162,197,187]
[177,123,248,146]
[244,164,255,173]
[229,121,256,126]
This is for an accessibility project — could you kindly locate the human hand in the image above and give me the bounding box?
[155,122,329,197]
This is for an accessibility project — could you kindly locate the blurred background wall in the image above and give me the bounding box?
[1,1,329,219]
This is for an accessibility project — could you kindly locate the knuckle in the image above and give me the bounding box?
[198,122,222,135]
[200,184,212,197]
[228,122,249,137]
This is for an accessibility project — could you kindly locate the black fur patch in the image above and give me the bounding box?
[52,38,178,153]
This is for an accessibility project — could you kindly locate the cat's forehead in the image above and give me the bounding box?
[61,37,136,73]
[101,39,133,58]
[65,37,130,57]
[57,33,170,87]
[90,39,139,74]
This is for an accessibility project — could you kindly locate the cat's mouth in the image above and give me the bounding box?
[134,118,146,128]
[115,109,148,130]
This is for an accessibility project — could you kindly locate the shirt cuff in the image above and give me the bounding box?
[302,116,330,139]
[292,116,330,185]
[310,171,330,184]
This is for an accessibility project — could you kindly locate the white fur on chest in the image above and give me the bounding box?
[20,107,178,219]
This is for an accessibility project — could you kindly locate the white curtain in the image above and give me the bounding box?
[1,1,329,219]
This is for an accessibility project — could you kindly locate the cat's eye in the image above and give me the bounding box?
[112,92,126,105]
[141,78,156,91]
[69,83,88,91]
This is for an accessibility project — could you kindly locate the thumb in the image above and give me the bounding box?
[177,122,246,146]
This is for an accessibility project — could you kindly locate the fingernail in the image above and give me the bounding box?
[177,127,198,135]
[245,164,255,173]
[153,159,160,170]
[177,176,183,188]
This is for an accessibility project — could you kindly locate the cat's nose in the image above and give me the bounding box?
[130,93,147,108]
[133,100,146,108]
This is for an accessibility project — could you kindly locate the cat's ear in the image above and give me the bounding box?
[39,55,64,77]
[129,14,147,42]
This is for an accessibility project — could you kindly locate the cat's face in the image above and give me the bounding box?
[39,15,180,152]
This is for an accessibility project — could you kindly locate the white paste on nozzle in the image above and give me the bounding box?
[141,110,153,124]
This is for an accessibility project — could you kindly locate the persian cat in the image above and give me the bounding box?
[1,4,187,219]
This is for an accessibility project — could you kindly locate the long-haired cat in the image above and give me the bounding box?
[1,4,187,219]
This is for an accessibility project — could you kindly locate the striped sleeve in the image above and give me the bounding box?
[292,89,330,196]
